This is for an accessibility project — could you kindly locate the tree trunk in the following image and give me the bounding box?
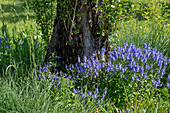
[45,0,106,65]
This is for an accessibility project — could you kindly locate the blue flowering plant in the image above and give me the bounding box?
[0,37,11,56]
[35,42,170,108]
[0,37,12,71]
[34,63,75,95]
[62,42,170,107]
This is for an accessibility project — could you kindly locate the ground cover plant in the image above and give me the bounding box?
[0,0,170,112]
[35,42,170,111]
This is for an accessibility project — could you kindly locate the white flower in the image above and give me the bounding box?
[111,5,115,8]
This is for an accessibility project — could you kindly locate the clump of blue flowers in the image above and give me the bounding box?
[67,42,170,106]
[167,75,170,89]
[0,37,11,58]
[35,42,170,107]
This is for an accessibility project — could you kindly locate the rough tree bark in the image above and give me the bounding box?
[45,0,107,65]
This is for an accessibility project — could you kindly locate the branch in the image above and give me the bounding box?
[68,0,78,42]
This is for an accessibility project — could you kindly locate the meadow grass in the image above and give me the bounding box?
[0,0,36,36]
[0,0,170,112]
[117,19,170,57]
[129,0,170,4]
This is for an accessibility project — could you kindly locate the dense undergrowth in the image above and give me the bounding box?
[0,0,170,112]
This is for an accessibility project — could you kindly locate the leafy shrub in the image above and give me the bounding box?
[27,0,57,47]
[0,31,45,79]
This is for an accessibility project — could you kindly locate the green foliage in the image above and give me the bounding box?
[116,0,170,86]
[0,24,45,79]
[0,0,170,112]
[27,0,57,47]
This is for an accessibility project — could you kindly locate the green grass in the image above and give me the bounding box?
[0,73,103,112]
[0,0,170,112]
[117,20,170,56]
[0,0,36,36]
[129,0,170,3]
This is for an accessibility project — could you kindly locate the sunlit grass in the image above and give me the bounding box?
[0,0,36,36]
[129,0,170,4]
[117,20,170,55]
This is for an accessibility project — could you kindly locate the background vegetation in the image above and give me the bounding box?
[0,0,169,112]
